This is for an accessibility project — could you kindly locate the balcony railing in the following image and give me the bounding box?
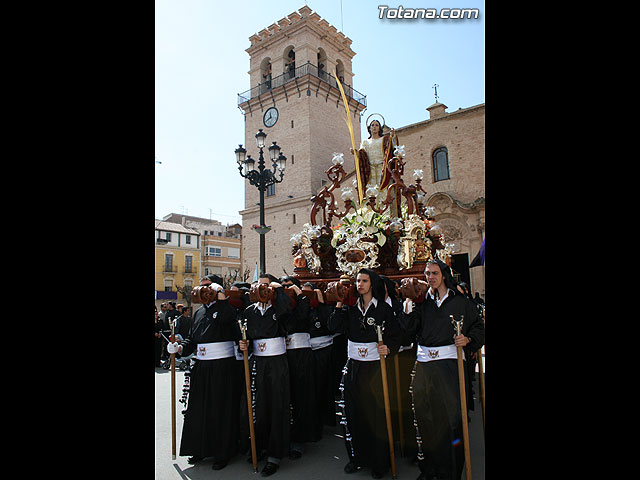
[163,265,177,273]
[238,61,366,108]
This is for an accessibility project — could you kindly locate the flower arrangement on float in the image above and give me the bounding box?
[330,204,388,249]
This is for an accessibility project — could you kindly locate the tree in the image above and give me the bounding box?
[174,284,193,310]
[222,267,251,289]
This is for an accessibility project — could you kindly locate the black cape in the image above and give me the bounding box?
[178,299,241,461]
[310,302,338,433]
[282,293,320,445]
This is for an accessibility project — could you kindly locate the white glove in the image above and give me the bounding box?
[167,342,181,354]
[403,297,414,314]
[210,283,223,292]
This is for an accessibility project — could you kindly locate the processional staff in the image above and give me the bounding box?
[451,315,472,480]
[238,319,259,473]
[376,324,397,480]
[477,306,485,436]
[393,354,405,458]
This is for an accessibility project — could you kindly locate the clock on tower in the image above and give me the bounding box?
[263,107,278,127]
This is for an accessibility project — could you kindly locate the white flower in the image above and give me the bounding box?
[394,145,405,157]
[413,169,424,180]
[364,210,375,224]
[332,152,345,165]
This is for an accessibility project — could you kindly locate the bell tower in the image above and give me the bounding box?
[238,5,367,276]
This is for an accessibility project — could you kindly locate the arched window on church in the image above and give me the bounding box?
[433,147,450,182]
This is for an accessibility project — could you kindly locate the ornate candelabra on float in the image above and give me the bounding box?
[290,143,455,288]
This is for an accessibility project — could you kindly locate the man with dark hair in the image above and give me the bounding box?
[165,301,180,329]
[174,306,193,342]
[238,274,292,477]
[202,273,224,286]
[400,259,484,480]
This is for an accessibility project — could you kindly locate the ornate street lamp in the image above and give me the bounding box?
[236,129,286,275]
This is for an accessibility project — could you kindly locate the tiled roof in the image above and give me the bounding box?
[154,220,201,235]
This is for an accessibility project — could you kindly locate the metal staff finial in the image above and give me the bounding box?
[450,314,464,335]
[237,318,247,340]
[433,84,439,103]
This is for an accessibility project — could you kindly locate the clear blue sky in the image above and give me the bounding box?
[155,0,484,224]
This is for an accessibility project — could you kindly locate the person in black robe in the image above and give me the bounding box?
[399,259,484,480]
[328,268,403,479]
[279,275,318,460]
[228,282,253,457]
[167,275,241,470]
[238,273,292,477]
[154,305,163,368]
[380,275,418,462]
[304,282,337,438]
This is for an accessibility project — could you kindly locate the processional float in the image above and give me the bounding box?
[179,76,483,477]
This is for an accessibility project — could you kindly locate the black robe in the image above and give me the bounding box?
[282,293,320,446]
[242,287,292,461]
[399,289,485,479]
[310,302,337,434]
[229,291,252,455]
[178,299,241,461]
[328,298,403,474]
[384,297,418,459]
[154,319,163,367]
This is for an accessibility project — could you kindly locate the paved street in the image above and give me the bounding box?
[155,365,485,480]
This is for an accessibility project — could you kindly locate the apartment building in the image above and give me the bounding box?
[154,219,201,305]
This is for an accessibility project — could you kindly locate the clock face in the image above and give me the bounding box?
[263,107,278,127]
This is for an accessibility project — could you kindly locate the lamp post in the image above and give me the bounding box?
[236,129,286,276]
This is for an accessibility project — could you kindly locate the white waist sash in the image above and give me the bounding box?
[347,340,380,361]
[196,341,236,360]
[310,334,334,350]
[416,344,465,363]
[285,332,311,350]
[252,337,286,357]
